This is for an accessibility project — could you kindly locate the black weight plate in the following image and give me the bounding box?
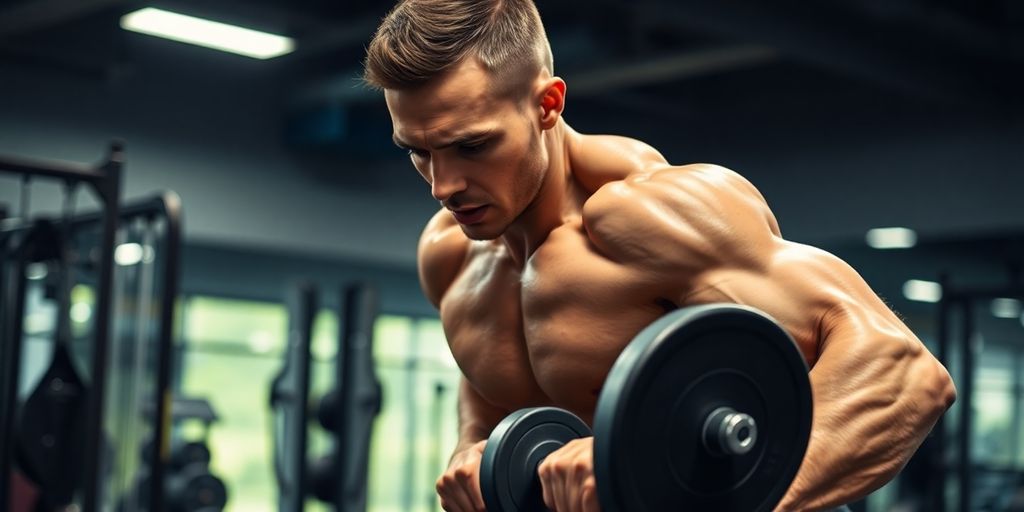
[481,407,593,512]
[168,465,228,511]
[594,304,812,512]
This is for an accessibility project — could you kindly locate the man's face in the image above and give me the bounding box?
[385,58,547,241]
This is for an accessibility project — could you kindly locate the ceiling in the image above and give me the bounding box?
[2,0,1022,113]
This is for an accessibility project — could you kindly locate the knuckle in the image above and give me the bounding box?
[582,477,597,495]
[439,474,458,489]
[453,467,474,482]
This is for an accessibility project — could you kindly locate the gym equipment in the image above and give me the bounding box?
[480,407,593,512]
[130,462,227,512]
[165,464,228,512]
[269,283,316,512]
[16,186,89,510]
[0,144,122,512]
[169,442,212,472]
[269,283,382,512]
[307,284,383,510]
[594,303,812,512]
[931,267,1024,512]
[103,193,183,512]
[131,397,225,512]
[482,304,813,512]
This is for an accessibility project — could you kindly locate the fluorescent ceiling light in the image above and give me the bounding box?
[991,298,1022,319]
[903,279,942,303]
[120,7,294,59]
[866,227,917,249]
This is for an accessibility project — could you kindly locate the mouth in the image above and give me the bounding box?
[450,205,488,225]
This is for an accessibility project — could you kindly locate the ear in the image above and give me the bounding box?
[537,77,566,130]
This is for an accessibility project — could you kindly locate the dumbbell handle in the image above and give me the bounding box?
[702,407,757,456]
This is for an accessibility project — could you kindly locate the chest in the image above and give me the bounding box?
[440,224,673,417]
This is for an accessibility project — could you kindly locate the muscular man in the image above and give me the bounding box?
[363,1,957,510]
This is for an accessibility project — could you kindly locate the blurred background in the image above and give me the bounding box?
[0,0,1022,511]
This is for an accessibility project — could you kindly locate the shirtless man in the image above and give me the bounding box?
[362,1,957,510]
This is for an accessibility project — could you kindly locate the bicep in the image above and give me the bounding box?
[687,240,922,368]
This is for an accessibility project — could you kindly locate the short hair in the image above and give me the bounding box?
[363,0,554,97]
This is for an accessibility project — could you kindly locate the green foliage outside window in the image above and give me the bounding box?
[178,295,460,512]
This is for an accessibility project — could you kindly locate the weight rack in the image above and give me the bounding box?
[0,142,122,512]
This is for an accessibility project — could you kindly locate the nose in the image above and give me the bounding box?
[429,161,467,203]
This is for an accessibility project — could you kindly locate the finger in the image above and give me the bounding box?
[454,466,483,512]
[447,488,474,512]
[552,459,570,512]
[456,471,484,512]
[469,469,486,511]
[438,474,472,512]
[567,456,590,512]
[566,441,593,512]
[465,443,486,511]
[581,476,600,512]
[539,459,556,511]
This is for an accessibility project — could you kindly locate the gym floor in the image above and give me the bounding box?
[1,1,1023,511]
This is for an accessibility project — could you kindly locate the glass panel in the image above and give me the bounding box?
[364,316,459,512]
[975,346,1013,467]
[367,363,411,512]
[416,317,457,370]
[184,296,288,355]
[180,349,281,512]
[178,303,460,512]
[311,309,338,361]
[375,314,413,363]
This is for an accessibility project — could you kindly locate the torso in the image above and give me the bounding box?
[432,131,822,426]
[439,213,687,425]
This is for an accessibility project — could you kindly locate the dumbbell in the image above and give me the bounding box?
[165,463,228,512]
[480,407,593,511]
[138,438,225,511]
[171,441,212,471]
[481,304,813,512]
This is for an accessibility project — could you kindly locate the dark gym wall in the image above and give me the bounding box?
[1,39,1022,271]
[0,54,438,268]
[180,243,432,317]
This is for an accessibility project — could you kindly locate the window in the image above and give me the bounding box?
[178,295,460,512]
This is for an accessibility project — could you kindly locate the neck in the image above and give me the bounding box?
[500,120,580,266]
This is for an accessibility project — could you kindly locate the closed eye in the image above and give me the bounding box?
[458,141,488,155]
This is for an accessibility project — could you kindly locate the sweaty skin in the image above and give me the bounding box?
[389,58,956,512]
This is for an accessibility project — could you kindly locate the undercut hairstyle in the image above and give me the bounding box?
[363,0,554,98]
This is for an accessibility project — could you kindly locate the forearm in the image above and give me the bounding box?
[776,334,956,511]
[453,377,509,455]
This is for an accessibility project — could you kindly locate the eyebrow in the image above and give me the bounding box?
[393,129,494,151]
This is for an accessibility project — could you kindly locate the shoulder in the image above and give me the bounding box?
[581,164,781,271]
[417,209,470,308]
[567,131,669,192]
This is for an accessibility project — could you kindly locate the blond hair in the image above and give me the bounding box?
[363,0,553,96]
